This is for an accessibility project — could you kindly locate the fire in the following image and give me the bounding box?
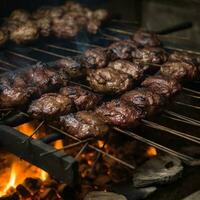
[54,139,64,149]
[146,146,157,157]
[0,122,49,197]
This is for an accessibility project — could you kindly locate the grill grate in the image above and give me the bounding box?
[0,21,200,184]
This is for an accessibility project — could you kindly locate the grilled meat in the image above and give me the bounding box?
[121,88,164,116]
[9,9,31,22]
[161,61,199,80]
[87,18,101,34]
[87,68,133,94]
[35,17,51,37]
[51,17,79,38]
[60,86,101,110]
[141,75,181,97]
[108,40,137,60]
[28,93,72,120]
[132,30,161,47]
[0,73,31,108]
[132,47,168,64]
[169,51,198,65]
[96,99,144,127]
[0,29,8,47]
[23,62,68,96]
[55,57,83,78]
[82,47,110,69]
[9,20,39,44]
[59,111,109,139]
[108,60,144,80]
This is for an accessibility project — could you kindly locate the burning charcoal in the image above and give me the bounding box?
[0,193,19,200]
[110,183,157,200]
[133,154,183,187]
[16,184,32,198]
[40,188,63,200]
[84,191,127,200]
[182,190,200,200]
[23,177,42,192]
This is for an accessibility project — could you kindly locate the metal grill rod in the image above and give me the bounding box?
[49,125,135,170]
[175,101,200,109]
[113,127,195,163]
[142,119,200,144]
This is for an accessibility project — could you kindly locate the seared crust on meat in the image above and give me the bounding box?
[87,68,133,94]
[28,93,72,120]
[59,111,109,139]
[96,99,144,127]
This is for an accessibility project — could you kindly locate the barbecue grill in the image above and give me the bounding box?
[0,1,200,200]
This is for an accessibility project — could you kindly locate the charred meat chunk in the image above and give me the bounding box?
[96,99,144,127]
[60,86,101,110]
[169,51,198,65]
[141,75,181,97]
[108,40,137,60]
[9,20,39,44]
[35,17,51,37]
[59,111,109,139]
[121,88,164,116]
[55,57,83,78]
[108,60,144,80]
[51,17,79,38]
[132,29,161,47]
[87,68,133,94]
[28,93,72,120]
[9,9,31,22]
[23,62,68,96]
[82,47,110,69]
[132,47,168,64]
[161,61,199,80]
[0,73,31,108]
[0,29,8,47]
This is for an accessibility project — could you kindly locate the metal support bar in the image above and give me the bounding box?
[0,125,78,186]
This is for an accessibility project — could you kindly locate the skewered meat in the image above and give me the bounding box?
[168,51,198,65]
[160,61,199,80]
[132,47,168,64]
[87,68,133,94]
[32,7,52,20]
[0,73,31,108]
[59,111,109,139]
[9,20,39,44]
[51,17,79,38]
[28,93,72,120]
[9,9,31,22]
[23,62,68,96]
[93,9,108,21]
[108,60,144,80]
[35,17,51,37]
[141,75,181,97]
[60,86,101,110]
[121,88,164,116]
[108,40,137,60]
[63,1,85,12]
[87,18,101,34]
[0,29,8,47]
[82,47,110,69]
[96,99,144,127]
[132,30,161,47]
[55,57,83,78]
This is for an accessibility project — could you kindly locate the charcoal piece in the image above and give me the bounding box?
[133,154,183,187]
[110,183,157,200]
[16,184,32,198]
[182,190,200,200]
[84,191,127,200]
[0,193,19,200]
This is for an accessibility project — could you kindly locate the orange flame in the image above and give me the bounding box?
[146,146,157,157]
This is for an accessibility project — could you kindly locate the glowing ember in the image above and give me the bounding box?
[97,140,104,148]
[16,122,35,137]
[54,139,64,150]
[146,146,157,157]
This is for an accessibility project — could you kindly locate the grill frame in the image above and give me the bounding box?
[0,20,200,190]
